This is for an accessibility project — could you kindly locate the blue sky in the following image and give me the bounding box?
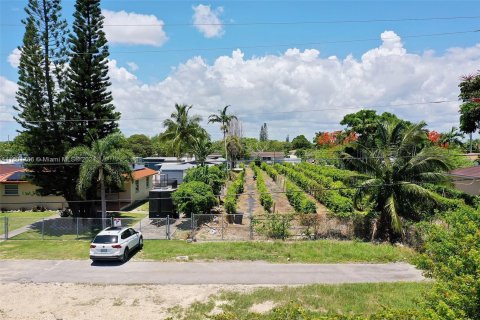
[1,1,480,141]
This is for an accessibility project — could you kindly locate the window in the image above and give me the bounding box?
[121,229,131,239]
[146,177,150,188]
[93,235,118,244]
[135,180,139,193]
[4,184,19,195]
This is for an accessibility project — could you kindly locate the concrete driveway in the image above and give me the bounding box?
[0,260,424,285]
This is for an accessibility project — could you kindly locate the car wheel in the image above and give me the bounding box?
[138,237,144,250]
[121,248,129,263]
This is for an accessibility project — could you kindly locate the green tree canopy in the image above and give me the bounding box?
[183,166,224,195]
[291,135,312,149]
[172,181,218,217]
[127,134,154,158]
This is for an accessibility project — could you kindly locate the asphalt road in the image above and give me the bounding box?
[0,260,424,285]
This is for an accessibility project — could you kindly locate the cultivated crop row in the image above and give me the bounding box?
[274,163,354,216]
[298,162,365,184]
[224,168,245,215]
[261,163,316,214]
[251,163,273,212]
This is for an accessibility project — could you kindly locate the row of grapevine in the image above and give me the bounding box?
[261,163,316,214]
[294,163,355,198]
[274,163,354,216]
[224,169,245,214]
[251,163,274,212]
[298,162,366,184]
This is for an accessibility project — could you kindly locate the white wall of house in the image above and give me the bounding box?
[0,183,66,210]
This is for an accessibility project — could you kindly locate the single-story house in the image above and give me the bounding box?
[0,163,158,211]
[157,163,197,185]
[142,156,185,170]
[105,166,158,210]
[449,166,480,195]
[0,164,66,211]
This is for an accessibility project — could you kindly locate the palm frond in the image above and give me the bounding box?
[384,194,402,233]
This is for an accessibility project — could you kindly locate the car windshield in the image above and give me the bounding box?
[93,235,118,244]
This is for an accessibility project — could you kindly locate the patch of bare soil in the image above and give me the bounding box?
[249,300,277,314]
[0,283,266,320]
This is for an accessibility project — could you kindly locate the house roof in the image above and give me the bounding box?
[450,166,480,179]
[0,164,27,184]
[131,167,158,180]
[160,163,197,171]
[251,151,285,158]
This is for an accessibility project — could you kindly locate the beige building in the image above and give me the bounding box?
[0,164,66,211]
[450,166,480,196]
[1,164,157,211]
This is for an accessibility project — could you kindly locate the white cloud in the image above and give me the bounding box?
[0,76,18,136]
[192,4,224,38]
[103,10,168,46]
[8,48,21,68]
[127,62,139,71]
[106,31,480,140]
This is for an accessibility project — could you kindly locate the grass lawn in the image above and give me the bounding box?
[0,211,57,234]
[139,240,415,263]
[173,282,430,320]
[9,212,147,240]
[0,239,415,263]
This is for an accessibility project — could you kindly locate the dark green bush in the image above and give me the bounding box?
[184,165,225,195]
[224,169,245,215]
[172,181,218,217]
[251,163,273,212]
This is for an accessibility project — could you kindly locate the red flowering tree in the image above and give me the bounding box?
[427,131,441,144]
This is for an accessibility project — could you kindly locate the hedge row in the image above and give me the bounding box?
[251,163,274,212]
[275,163,354,215]
[261,163,316,214]
[294,163,355,198]
[423,183,480,208]
[299,162,366,184]
[224,169,245,215]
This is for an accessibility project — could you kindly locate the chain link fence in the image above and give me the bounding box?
[0,212,357,241]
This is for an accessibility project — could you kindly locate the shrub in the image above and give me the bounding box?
[251,163,273,212]
[184,165,225,195]
[172,181,218,217]
[253,214,292,240]
[224,169,245,215]
[418,206,480,319]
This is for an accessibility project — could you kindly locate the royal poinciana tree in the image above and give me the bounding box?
[14,0,73,206]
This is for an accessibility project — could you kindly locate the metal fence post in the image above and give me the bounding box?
[221,214,224,240]
[41,218,45,240]
[166,215,170,240]
[76,218,79,240]
[4,216,8,240]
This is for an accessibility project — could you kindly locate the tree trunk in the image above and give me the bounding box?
[99,167,107,229]
[470,132,473,153]
[224,130,228,171]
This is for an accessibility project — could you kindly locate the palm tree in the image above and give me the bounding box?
[340,120,451,242]
[192,135,213,166]
[162,104,206,158]
[440,127,464,147]
[65,133,134,227]
[208,105,237,169]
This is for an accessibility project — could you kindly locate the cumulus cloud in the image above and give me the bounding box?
[0,76,18,135]
[126,62,139,71]
[7,48,21,68]
[192,4,224,38]
[103,10,168,46]
[106,31,480,140]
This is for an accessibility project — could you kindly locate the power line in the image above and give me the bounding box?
[3,29,479,57]
[0,99,459,122]
[2,15,480,27]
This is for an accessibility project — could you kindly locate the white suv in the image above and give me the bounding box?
[90,227,143,262]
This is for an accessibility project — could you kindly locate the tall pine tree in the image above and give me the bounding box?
[14,0,72,201]
[66,0,120,145]
[64,0,120,215]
